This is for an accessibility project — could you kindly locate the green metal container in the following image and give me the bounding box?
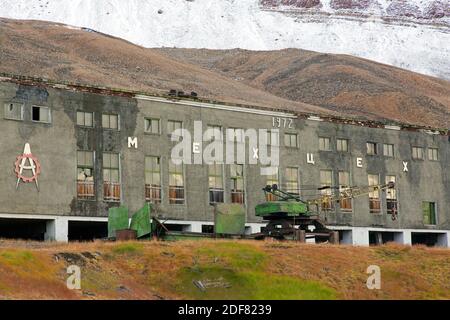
[108,206,129,238]
[130,203,152,238]
[214,203,246,235]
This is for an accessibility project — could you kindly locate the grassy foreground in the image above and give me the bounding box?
[0,239,449,300]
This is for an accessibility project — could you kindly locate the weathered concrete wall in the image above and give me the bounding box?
[0,81,449,232]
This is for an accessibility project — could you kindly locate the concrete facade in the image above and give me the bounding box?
[0,76,449,246]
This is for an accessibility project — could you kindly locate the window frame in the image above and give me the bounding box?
[428,148,438,161]
[168,160,185,205]
[103,152,121,202]
[76,111,94,128]
[145,156,162,204]
[366,142,378,156]
[230,163,245,204]
[411,146,424,160]
[4,102,24,121]
[31,105,52,124]
[284,133,298,148]
[319,137,331,151]
[383,143,394,158]
[77,150,95,200]
[336,138,348,152]
[102,113,120,130]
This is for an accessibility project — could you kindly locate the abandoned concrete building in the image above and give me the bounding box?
[0,74,449,246]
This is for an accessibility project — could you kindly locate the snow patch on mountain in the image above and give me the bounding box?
[0,0,449,79]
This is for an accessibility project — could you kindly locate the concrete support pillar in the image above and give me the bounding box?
[402,230,412,245]
[352,227,369,246]
[340,230,352,244]
[45,217,68,242]
[189,222,202,233]
[436,232,449,247]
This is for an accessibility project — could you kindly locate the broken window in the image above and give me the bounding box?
[386,175,398,215]
[284,167,299,195]
[339,171,352,212]
[103,153,120,202]
[230,164,245,204]
[412,146,424,160]
[320,170,333,210]
[383,144,394,157]
[31,105,51,123]
[319,137,331,151]
[366,142,377,155]
[169,160,185,204]
[368,174,381,213]
[145,156,161,204]
[336,138,348,152]
[428,148,438,161]
[265,168,279,201]
[77,111,94,127]
[4,103,24,120]
[144,118,159,134]
[102,113,119,130]
[284,133,298,148]
[209,163,224,204]
[77,151,95,200]
[422,202,437,225]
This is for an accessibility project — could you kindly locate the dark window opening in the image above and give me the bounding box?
[68,221,107,241]
[202,225,214,234]
[32,106,40,121]
[0,218,47,241]
[411,233,439,247]
[369,231,395,246]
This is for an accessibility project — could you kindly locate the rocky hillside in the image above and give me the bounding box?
[1,18,449,128]
[0,0,449,80]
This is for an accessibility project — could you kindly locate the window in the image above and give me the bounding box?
[284,133,298,148]
[144,118,160,134]
[284,167,299,195]
[77,111,94,127]
[209,163,224,204]
[367,142,377,155]
[319,137,331,151]
[77,151,95,199]
[103,153,120,202]
[422,202,437,225]
[338,171,352,211]
[386,175,398,215]
[267,130,279,146]
[336,138,348,152]
[145,156,161,204]
[207,125,223,141]
[169,161,185,204]
[265,168,279,201]
[230,164,245,204]
[368,174,381,213]
[31,105,51,123]
[412,146,424,160]
[428,148,438,161]
[227,128,244,143]
[167,120,183,138]
[102,114,119,130]
[4,103,23,120]
[320,170,333,210]
[383,144,394,157]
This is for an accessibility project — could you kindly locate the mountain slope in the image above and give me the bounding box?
[0,0,449,80]
[0,18,449,128]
